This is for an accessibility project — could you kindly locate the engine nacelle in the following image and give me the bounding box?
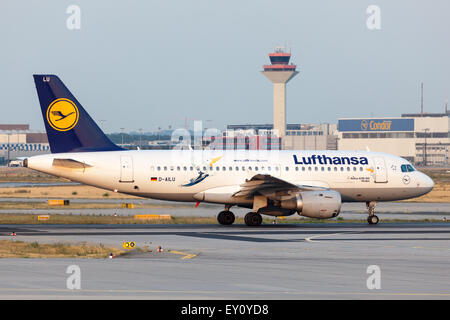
[280,190,341,219]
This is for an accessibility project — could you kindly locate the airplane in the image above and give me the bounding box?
[25,75,435,226]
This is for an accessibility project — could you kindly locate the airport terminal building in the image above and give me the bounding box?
[337,112,450,166]
[0,124,50,165]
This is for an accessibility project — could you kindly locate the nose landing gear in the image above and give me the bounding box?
[366,201,379,225]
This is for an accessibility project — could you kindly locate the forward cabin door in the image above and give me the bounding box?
[120,155,134,182]
[373,157,388,183]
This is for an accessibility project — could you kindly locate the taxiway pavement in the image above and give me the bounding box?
[0,223,449,299]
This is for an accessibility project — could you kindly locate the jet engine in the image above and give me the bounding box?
[279,190,341,219]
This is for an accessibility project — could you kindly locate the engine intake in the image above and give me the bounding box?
[280,190,341,219]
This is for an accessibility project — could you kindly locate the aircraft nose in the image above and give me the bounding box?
[422,173,434,193]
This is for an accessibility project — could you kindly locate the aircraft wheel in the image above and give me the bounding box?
[367,215,379,225]
[217,211,235,225]
[244,212,262,226]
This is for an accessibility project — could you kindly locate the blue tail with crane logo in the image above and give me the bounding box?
[33,75,124,153]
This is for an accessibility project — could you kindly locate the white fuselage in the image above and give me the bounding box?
[26,149,434,208]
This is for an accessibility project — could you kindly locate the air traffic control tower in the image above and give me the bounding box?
[262,47,298,138]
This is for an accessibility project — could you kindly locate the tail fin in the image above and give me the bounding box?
[33,75,123,153]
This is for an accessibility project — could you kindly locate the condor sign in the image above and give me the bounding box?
[338,118,414,132]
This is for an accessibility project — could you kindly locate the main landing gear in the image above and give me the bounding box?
[366,201,379,225]
[216,206,263,227]
[217,206,235,225]
[244,212,262,227]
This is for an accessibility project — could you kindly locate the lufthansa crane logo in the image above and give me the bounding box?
[402,175,411,185]
[361,120,369,131]
[46,98,79,131]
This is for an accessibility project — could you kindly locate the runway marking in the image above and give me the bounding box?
[167,250,197,260]
[0,287,450,297]
[305,231,359,243]
[180,232,298,243]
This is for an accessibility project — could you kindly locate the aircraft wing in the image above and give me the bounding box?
[233,174,328,200]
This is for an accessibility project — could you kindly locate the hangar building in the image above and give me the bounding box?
[337,112,450,166]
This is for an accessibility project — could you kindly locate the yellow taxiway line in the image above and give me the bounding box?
[167,250,197,260]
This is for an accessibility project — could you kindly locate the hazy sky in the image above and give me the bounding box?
[1,0,449,133]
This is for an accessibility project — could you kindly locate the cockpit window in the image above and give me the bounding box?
[401,164,415,172]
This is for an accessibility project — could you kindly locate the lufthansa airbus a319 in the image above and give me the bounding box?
[25,75,434,226]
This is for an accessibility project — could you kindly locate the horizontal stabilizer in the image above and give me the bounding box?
[52,158,92,170]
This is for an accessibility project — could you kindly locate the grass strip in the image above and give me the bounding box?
[0,240,125,258]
